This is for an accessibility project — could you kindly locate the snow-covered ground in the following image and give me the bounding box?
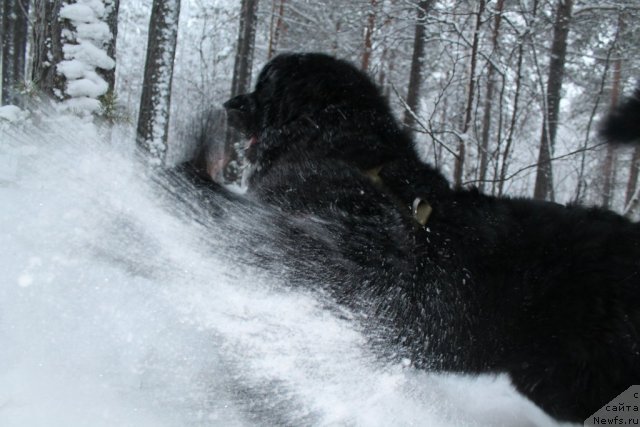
[0,113,569,426]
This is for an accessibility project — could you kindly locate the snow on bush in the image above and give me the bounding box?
[57,0,116,115]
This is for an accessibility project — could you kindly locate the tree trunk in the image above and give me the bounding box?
[225,0,259,181]
[98,0,119,97]
[602,56,621,208]
[136,0,181,164]
[361,0,376,72]
[498,41,524,196]
[95,0,119,126]
[453,0,485,188]
[332,17,341,56]
[490,73,506,195]
[618,14,639,207]
[376,7,394,90]
[573,34,615,205]
[2,0,31,106]
[403,0,434,129]
[534,120,554,200]
[32,0,66,99]
[267,0,285,59]
[626,147,640,207]
[230,0,259,99]
[499,0,538,196]
[477,0,504,193]
[533,0,574,201]
[601,146,615,207]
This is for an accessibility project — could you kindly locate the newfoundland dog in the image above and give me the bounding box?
[184,53,640,422]
[600,86,640,144]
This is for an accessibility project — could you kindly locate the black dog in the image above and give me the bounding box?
[218,53,640,422]
[600,86,640,144]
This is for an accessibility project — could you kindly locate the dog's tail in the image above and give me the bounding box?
[600,85,640,144]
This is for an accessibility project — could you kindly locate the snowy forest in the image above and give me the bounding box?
[2,0,639,210]
[2,1,640,426]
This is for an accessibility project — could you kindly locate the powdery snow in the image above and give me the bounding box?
[0,115,571,427]
[0,105,28,122]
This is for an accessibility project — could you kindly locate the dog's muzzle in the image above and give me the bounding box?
[223,94,256,134]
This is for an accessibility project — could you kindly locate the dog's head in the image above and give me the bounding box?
[224,53,411,175]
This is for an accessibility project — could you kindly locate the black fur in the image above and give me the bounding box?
[600,86,640,143]
[219,53,640,422]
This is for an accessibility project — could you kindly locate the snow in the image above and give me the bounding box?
[63,41,115,71]
[66,70,109,98]
[0,105,28,122]
[62,97,102,114]
[0,116,570,426]
[60,3,99,23]
[75,22,112,42]
[57,59,91,79]
[57,0,115,115]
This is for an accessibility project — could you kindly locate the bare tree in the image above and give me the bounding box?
[533,0,574,201]
[2,0,31,105]
[573,29,616,205]
[267,0,286,59]
[477,0,504,193]
[403,0,434,129]
[225,0,259,180]
[601,55,621,208]
[361,0,376,72]
[230,0,259,99]
[136,0,181,164]
[626,142,640,208]
[453,0,485,188]
[498,38,525,196]
[616,15,640,208]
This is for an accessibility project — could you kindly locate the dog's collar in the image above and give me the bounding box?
[365,165,384,185]
[365,165,432,226]
[412,197,433,226]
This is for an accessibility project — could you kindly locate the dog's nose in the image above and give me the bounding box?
[223,94,250,112]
